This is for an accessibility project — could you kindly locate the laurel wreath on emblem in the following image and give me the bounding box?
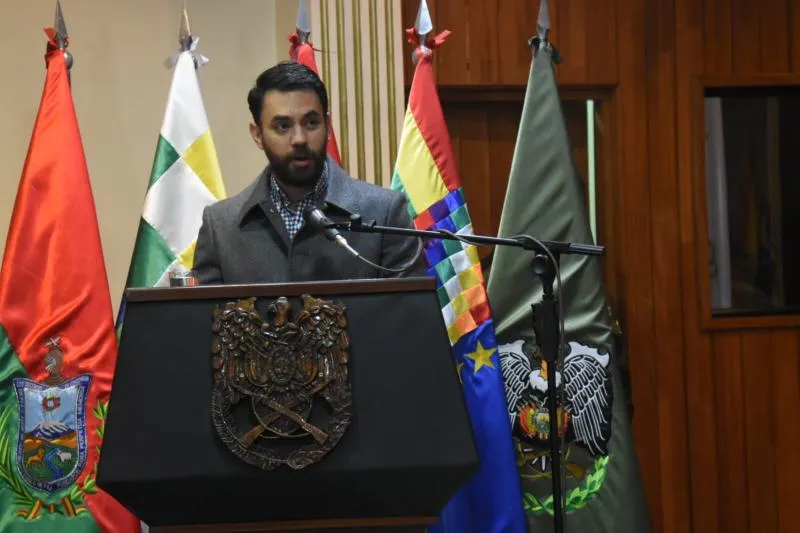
[522,455,609,515]
[499,339,614,516]
[0,400,107,520]
[210,295,352,471]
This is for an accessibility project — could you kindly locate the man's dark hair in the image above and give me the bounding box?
[247,61,329,125]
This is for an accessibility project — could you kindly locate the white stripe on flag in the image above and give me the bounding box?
[142,157,216,254]
[161,53,211,154]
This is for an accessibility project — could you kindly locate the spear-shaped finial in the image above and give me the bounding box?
[411,0,433,65]
[164,2,208,70]
[54,0,73,69]
[528,0,561,62]
[414,0,433,44]
[295,0,311,43]
[179,1,192,52]
[537,0,550,42]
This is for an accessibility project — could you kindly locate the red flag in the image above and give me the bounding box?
[289,35,343,166]
[0,31,139,532]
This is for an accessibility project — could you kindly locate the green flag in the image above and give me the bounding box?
[485,5,651,532]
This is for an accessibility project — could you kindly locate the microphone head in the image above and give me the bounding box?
[303,206,342,243]
[303,206,330,228]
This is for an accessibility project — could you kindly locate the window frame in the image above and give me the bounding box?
[692,74,800,331]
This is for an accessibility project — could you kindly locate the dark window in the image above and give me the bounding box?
[704,86,800,315]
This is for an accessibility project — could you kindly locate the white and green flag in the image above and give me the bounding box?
[128,51,225,287]
[127,50,225,289]
[117,37,225,335]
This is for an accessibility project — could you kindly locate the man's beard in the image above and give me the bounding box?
[265,144,327,189]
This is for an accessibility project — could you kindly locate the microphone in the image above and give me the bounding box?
[303,205,425,275]
[303,207,362,258]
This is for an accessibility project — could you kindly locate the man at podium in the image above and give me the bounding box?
[192,62,424,284]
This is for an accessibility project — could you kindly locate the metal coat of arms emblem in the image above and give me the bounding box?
[210,295,352,471]
[11,338,91,493]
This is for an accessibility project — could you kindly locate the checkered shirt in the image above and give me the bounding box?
[269,163,329,239]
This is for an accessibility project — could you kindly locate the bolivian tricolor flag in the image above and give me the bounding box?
[389,27,527,533]
[0,29,139,532]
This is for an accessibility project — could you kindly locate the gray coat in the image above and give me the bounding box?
[191,159,426,284]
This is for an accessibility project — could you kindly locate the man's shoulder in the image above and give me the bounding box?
[340,176,402,204]
[204,178,261,223]
[326,159,405,207]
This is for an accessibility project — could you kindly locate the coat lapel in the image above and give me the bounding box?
[236,167,291,251]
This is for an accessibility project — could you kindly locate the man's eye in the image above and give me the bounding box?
[275,123,290,132]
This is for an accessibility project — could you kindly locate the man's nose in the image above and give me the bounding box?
[290,125,308,146]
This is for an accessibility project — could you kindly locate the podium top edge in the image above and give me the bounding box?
[124,276,436,303]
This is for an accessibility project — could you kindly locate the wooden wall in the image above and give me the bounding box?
[399,1,800,533]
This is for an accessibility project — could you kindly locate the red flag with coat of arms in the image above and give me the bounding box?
[0,26,139,533]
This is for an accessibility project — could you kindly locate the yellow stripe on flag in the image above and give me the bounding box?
[394,111,449,214]
[177,240,197,271]
[183,131,226,199]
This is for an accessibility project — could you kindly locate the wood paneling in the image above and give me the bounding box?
[399,1,800,532]
[613,0,663,527]
[676,0,720,531]
[402,0,616,86]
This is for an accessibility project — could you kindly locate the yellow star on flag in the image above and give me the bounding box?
[466,341,496,374]
[456,362,465,383]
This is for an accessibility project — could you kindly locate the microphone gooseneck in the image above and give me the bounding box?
[302,206,423,274]
[303,207,363,258]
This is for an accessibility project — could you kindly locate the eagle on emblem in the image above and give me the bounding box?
[210,294,352,471]
[499,339,612,457]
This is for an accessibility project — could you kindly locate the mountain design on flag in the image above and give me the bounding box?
[13,372,91,493]
[28,422,71,441]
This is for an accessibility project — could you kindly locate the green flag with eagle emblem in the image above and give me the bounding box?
[485,2,652,531]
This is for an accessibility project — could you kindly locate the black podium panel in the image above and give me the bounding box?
[97,278,478,527]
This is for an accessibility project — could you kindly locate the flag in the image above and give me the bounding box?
[118,46,226,328]
[0,29,139,533]
[389,26,527,533]
[289,4,342,166]
[485,7,652,531]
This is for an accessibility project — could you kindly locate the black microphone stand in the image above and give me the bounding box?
[328,215,604,533]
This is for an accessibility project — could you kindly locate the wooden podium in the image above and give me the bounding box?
[97,277,479,533]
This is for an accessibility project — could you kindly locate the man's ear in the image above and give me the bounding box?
[249,122,264,150]
[325,113,333,138]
